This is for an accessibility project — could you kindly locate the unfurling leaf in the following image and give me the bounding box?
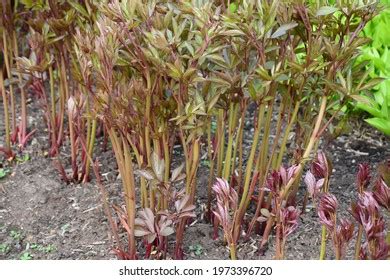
[151,151,165,182]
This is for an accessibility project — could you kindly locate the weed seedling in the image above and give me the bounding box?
[189,244,203,257]
[0,168,9,179]
[19,252,32,260]
[10,230,22,241]
[0,243,10,254]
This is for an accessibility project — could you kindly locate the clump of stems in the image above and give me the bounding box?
[1,0,381,260]
[212,178,239,259]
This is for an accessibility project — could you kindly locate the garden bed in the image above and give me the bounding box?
[1,102,389,259]
[1,0,389,261]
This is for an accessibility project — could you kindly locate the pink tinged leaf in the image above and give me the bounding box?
[174,173,186,182]
[159,217,174,236]
[134,228,150,237]
[146,233,157,244]
[144,208,155,220]
[181,205,196,213]
[212,180,222,195]
[311,151,329,178]
[140,208,155,232]
[212,211,222,224]
[135,169,155,181]
[177,195,190,212]
[67,96,77,118]
[257,216,268,222]
[179,212,196,219]
[350,202,362,224]
[287,165,298,181]
[160,226,174,237]
[338,219,354,243]
[304,171,316,196]
[231,186,238,198]
[135,218,146,227]
[159,216,172,229]
[360,191,380,211]
[373,179,390,210]
[318,193,338,230]
[373,238,390,260]
[151,151,165,182]
[281,206,300,237]
[357,163,371,190]
[217,204,228,226]
[279,166,287,185]
[171,163,185,182]
[316,178,325,189]
[216,178,229,197]
[117,215,133,236]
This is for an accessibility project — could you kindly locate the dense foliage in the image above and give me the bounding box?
[356,0,390,134]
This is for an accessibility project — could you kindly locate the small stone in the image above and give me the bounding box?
[31,138,38,146]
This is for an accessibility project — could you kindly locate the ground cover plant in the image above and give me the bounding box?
[355,0,390,135]
[1,0,389,260]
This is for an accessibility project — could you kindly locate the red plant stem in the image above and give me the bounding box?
[109,129,136,259]
[2,31,16,140]
[175,138,200,259]
[12,32,29,148]
[260,96,328,250]
[174,221,185,260]
[0,71,11,151]
[48,66,58,155]
[354,181,365,259]
[206,120,215,221]
[68,112,78,181]
[275,219,282,259]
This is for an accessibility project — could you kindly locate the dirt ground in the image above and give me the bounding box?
[1,98,389,259]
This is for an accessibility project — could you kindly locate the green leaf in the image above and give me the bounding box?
[229,3,238,13]
[381,96,389,120]
[68,1,89,18]
[356,102,382,119]
[358,78,386,91]
[271,22,298,39]
[0,168,8,179]
[316,6,338,17]
[20,252,33,260]
[20,0,44,9]
[207,93,221,113]
[221,29,245,37]
[349,95,372,106]
[365,117,390,135]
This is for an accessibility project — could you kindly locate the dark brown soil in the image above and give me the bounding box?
[1,99,390,260]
